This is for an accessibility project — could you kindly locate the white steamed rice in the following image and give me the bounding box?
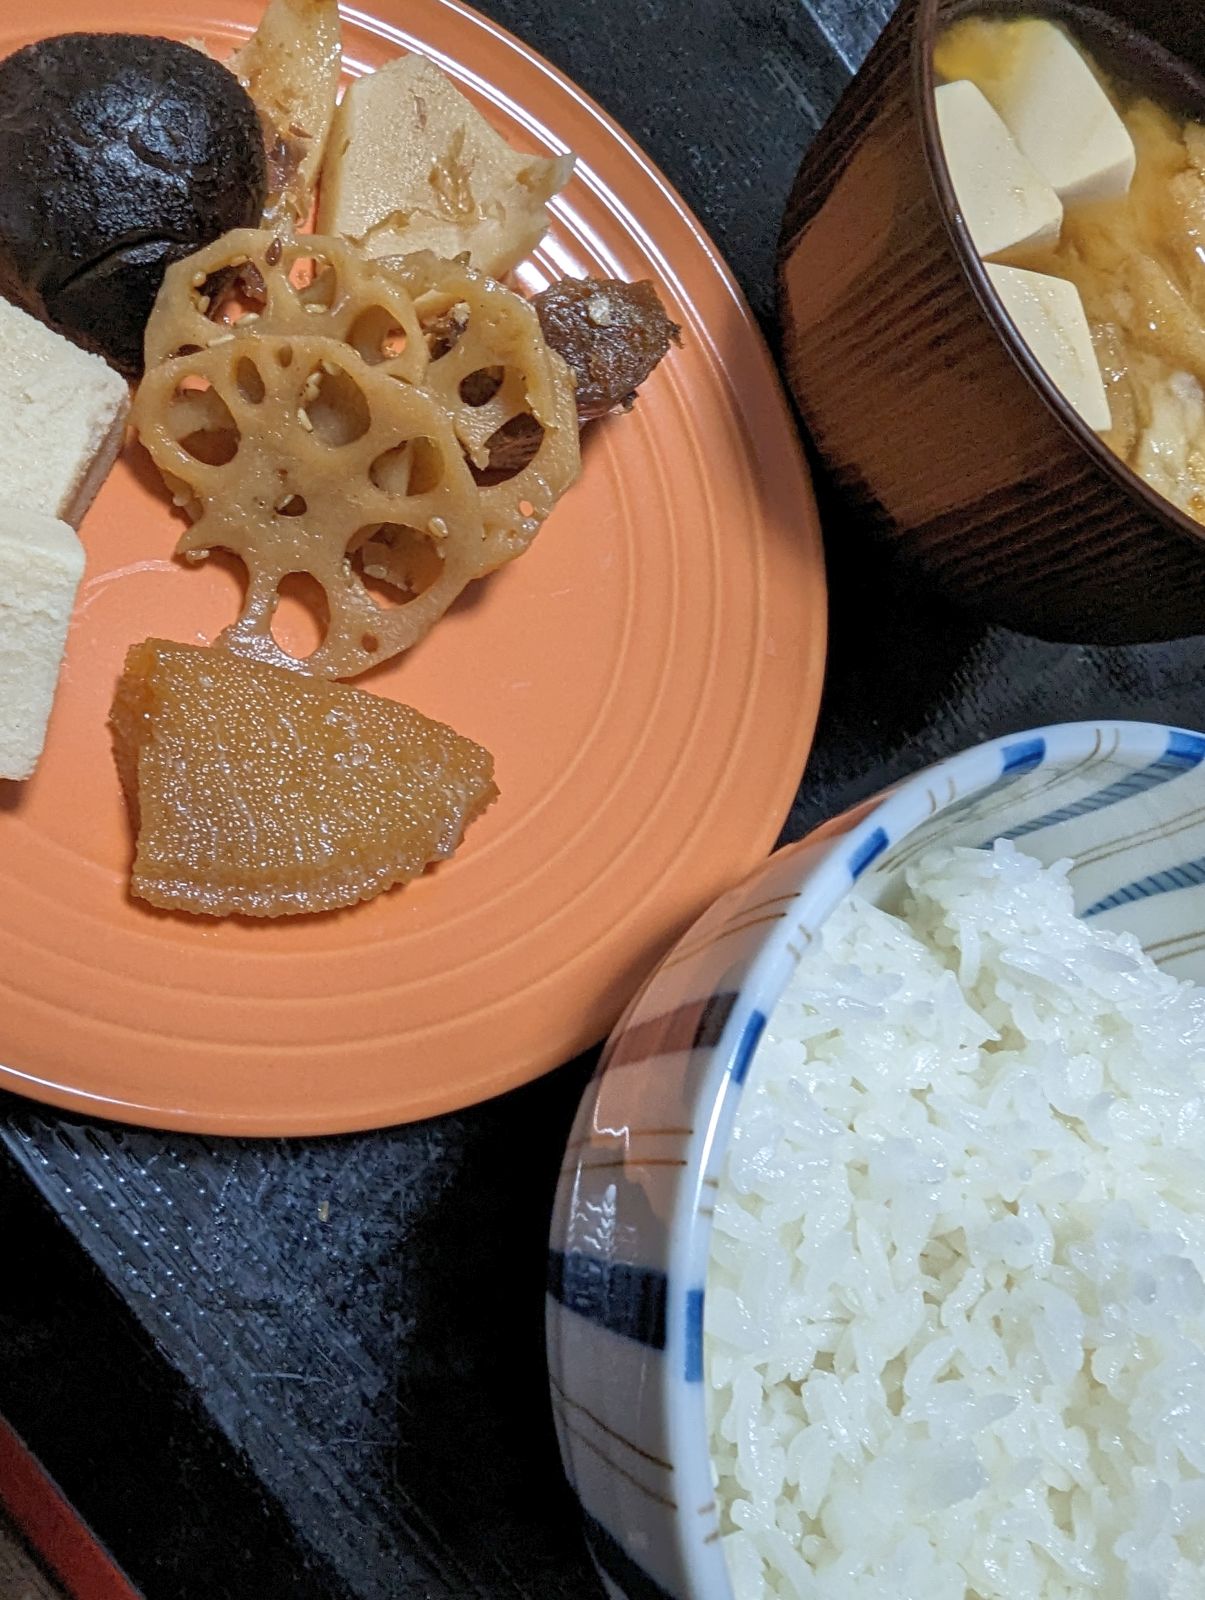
[705,841,1205,1600]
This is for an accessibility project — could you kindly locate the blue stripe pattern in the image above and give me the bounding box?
[547,1250,668,1351]
[683,1288,704,1383]
[1166,729,1205,765]
[1000,733,1205,844]
[1002,736,1046,774]
[1083,855,1205,918]
[730,1010,766,1085]
[848,827,889,879]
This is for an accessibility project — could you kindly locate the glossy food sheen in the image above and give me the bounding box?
[110,640,498,917]
[316,51,573,275]
[533,277,683,420]
[229,0,342,227]
[134,232,581,678]
[0,33,266,374]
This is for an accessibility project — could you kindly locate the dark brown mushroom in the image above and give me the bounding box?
[0,33,267,375]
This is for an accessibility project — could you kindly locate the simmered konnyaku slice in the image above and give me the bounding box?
[111,639,497,918]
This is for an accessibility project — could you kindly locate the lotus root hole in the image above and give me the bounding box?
[291,258,338,312]
[275,494,308,517]
[302,365,372,446]
[468,416,545,487]
[236,358,266,405]
[168,383,241,467]
[459,367,505,406]
[181,428,240,468]
[350,525,444,604]
[349,307,410,365]
[270,572,330,661]
[205,264,268,326]
[287,256,319,291]
[369,438,444,496]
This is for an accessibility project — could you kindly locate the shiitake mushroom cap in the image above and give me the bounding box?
[0,32,267,374]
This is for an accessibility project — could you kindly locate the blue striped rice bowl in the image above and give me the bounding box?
[547,719,1205,1600]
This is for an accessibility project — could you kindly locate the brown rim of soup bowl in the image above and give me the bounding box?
[778,0,1205,644]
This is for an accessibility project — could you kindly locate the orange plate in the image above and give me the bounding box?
[0,0,826,1134]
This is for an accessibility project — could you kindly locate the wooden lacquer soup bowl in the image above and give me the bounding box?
[779,0,1205,644]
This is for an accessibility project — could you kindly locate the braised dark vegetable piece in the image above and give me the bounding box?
[478,277,680,477]
[532,277,681,421]
[0,34,267,375]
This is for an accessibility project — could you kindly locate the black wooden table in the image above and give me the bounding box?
[5,1,1205,1596]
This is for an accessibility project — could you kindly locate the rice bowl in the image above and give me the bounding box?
[548,721,1205,1600]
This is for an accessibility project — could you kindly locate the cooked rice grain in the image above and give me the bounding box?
[706,843,1205,1600]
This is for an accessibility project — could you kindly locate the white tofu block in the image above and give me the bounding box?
[987,263,1112,432]
[982,20,1135,204]
[0,300,130,527]
[0,502,85,780]
[936,81,1064,258]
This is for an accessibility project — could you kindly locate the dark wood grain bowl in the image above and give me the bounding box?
[778,0,1205,643]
